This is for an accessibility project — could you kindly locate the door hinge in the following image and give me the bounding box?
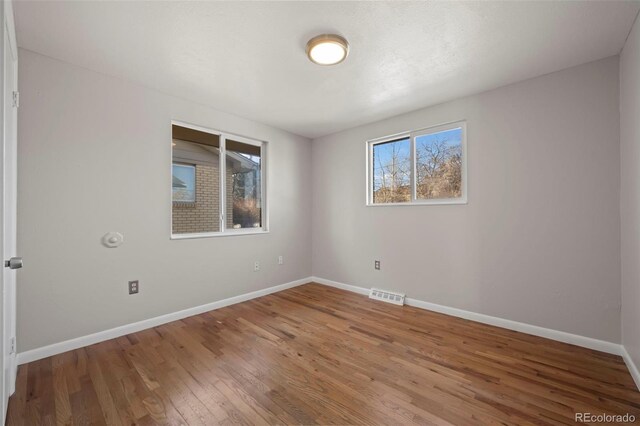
[12,91,19,108]
[9,337,15,354]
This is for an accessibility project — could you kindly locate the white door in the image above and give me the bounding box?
[1,0,18,421]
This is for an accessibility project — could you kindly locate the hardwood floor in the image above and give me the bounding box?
[7,283,640,425]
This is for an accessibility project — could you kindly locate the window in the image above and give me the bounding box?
[171,122,267,237]
[367,121,466,205]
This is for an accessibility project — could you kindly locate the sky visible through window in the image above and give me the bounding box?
[172,164,196,201]
[415,128,462,153]
[239,153,261,164]
[373,137,411,192]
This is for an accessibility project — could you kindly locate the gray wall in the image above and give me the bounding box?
[16,49,312,352]
[621,16,640,368]
[312,57,621,343]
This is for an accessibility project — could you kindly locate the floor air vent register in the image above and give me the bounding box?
[369,288,405,306]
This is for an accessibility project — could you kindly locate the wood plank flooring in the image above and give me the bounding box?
[7,283,640,425]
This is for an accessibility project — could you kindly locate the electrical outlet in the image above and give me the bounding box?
[129,280,139,294]
[254,261,260,272]
[278,255,283,265]
[374,260,381,270]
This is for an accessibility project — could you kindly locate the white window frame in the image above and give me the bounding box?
[170,120,269,239]
[366,120,467,206]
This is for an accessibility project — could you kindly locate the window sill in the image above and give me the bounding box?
[366,198,468,207]
[171,229,269,240]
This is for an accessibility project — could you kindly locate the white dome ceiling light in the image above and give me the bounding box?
[306,34,349,66]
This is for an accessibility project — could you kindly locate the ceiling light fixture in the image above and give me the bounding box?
[306,34,349,66]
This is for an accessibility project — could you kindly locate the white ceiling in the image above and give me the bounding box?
[14,1,640,139]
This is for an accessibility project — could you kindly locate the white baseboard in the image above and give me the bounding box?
[17,276,312,365]
[621,347,640,391]
[311,276,623,356]
[312,276,370,296]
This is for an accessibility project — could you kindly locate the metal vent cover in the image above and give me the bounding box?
[369,288,405,306]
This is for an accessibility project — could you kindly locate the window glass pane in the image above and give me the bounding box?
[226,139,262,229]
[172,164,195,202]
[172,125,220,234]
[372,137,411,203]
[415,127,463,200]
